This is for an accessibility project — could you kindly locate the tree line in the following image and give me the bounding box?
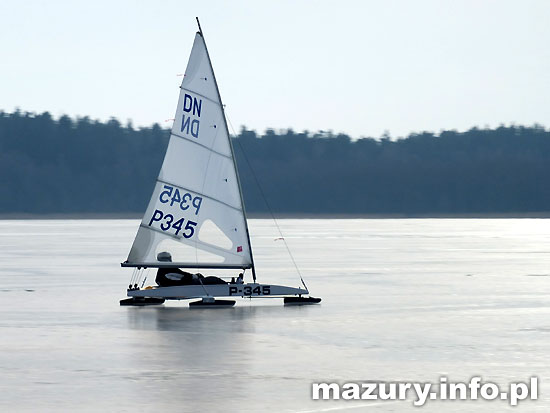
[1,109,549,215]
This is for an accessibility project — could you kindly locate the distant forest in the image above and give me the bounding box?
[1,110,550,216]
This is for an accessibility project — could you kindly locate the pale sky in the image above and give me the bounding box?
[1,0,549,138]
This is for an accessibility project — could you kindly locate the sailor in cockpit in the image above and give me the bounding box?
[155,252,226,286]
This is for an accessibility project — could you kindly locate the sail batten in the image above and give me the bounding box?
[138,224,249,259]
[124,32,254,269]
[156,178,244,212]
[169,131,232,160]
[179,87,220,106]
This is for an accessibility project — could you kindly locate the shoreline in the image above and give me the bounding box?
[1,212,550,220]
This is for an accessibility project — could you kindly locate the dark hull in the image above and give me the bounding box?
[120,297,166,306]
[284,296,322,305]
[189,299,236,308]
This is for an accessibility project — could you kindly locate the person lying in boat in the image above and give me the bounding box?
[155,252,194,286]
[156,270,228,286]
[155,267,195,287]
[155,252,227,286]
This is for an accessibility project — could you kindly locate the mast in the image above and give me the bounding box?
[195,17,258,283]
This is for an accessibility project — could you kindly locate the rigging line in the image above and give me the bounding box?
[225,113,309,292]
[129,267,137,286]
[197,275,211,297]
[133,268,140,286]
[136,268,144,287]
[141,269,150,288]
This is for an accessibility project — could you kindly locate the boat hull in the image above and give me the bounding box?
[127,283,308,300]
[120,297,166,306]
[189,299,236,307]
[284,296,322,305]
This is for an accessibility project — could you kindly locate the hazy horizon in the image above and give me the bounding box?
[2,107,548,140]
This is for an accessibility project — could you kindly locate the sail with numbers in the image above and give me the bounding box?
[123,30,254,271]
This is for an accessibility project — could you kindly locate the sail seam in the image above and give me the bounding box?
[180,87,220,106]
[170,132,232,160]
[156,178,242,212]
[139,223,247,259]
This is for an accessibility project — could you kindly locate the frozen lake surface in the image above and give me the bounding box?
[1,219,549,412]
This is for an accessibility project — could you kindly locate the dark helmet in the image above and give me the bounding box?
[157,251,172,262]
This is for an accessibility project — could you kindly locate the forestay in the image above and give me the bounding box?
[124,32,253,269]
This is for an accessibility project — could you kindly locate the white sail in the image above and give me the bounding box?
[125,32,253,269]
